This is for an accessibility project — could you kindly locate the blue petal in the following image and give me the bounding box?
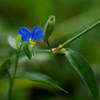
[18,27,31,41]
[31,26,43,41]
[21,36,28,42]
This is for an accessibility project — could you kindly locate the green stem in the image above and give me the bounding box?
[8,72,13,100]
[62,20,100,47]
[13,44,22,76]
[8,44,22,100]
[47,40,52,52]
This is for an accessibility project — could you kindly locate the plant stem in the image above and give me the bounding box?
[8,72,13,100]
[62,20,100,47]
[8,44,22,100]
[47,40,52,52]
[13,44,22,76]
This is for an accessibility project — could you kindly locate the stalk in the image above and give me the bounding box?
[62,21,100,47]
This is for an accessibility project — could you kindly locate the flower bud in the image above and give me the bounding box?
[43,15,55,42]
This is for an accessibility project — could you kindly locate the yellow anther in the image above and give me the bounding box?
[30,41,36,47]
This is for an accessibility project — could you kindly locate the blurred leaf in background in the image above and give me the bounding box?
[0,0,100,100]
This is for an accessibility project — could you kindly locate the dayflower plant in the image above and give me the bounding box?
[1,15,99,100]
[18,26,43,47]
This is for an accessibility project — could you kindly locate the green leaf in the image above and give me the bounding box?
[15,72,68,93]
[0,59,11,79]
[43,15,55,42]
[8,36,16,49]
[22,41,32,59]
[64,48,99,100]
[15,35,21,49]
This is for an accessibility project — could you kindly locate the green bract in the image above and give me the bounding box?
[22,41,32,60]
[43,15,55,42]
[15,35,21,49]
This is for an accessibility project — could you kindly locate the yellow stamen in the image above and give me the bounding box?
[30,41,36,47]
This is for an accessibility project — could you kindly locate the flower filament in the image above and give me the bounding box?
[30,41,36,47]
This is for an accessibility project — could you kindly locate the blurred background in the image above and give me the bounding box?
[0,0,100,100]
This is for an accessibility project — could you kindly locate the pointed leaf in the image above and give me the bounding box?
[15,72,68,93]
[8,36,16,49]
[0,59,11,79]
[22,41,32,59]
[64,48,98,100]
[15,35,21,49]
[43,15,55,42]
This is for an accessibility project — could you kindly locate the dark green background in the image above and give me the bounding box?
[0,0,100,100]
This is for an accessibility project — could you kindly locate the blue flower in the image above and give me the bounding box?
[18,26,43,42]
